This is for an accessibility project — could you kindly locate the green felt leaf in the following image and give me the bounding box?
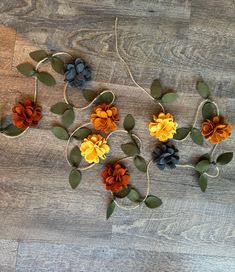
[121,143,140,156]
[134,155,147,172]
[29,50,48,62]
[199,153,211,161]
[216,152,233,165]
[82,90,97,102]
[69,169,81,189]
[70,146,82,167]
[202,102,217,119]
[50,126,69,140]
[190,128,204,145]
[113,186,131,198]
[16,63,36,77]
[173,127,191,140]
[51,56,65,75]
[161,92,178,103]
[37,71,56,86]
[196,81,210,98]
[50,102,71,115]
[199,174,207,192]
[3,125,26,136]
[127,188,141,202]
[195,159,210,173]
[106,200,115,220]
[61,109,75,128]
[123,114,135,132]
[73,127,91,140]
[150,79,162,99]
[97,92,114,104]
[145,195,162,209]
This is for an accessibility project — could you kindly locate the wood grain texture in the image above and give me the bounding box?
[15,242,235,272]
[0,0,234,271]
[0,240,18,272]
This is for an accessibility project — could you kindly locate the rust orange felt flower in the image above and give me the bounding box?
[90,103,119,133]
[12,99,42,128]
[201,115,232,144]
[80,134,110,164]
[149,112,177,142]
[101,162,130,193]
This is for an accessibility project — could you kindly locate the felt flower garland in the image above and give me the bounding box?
[0,17,233,221]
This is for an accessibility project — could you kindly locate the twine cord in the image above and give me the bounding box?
[177,163,220,178]
[63,84,116,110]
[113,159,152,210]
[114,18,165,113]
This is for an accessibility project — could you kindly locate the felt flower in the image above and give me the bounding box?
[90,103,119,133]
[152,142,179,170]
[80,134,110,164]
[101,162,130,193]
[12,99,42,128]
[64,58,91,88]
[149,112,177,142]
[201,116,232,144]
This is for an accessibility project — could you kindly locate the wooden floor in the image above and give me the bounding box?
[0,1,235,271]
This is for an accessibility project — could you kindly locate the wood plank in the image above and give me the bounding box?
[0,240,18,272]
[0,25,16,70]
[16,241,235,272]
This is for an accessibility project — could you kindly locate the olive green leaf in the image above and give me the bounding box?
[50,126,69,140]
[196,80,210,98]
[190,128,204,145]
[199,174,207,192]
[127,188,141,202]
[82,89,97,102]
[114,186,131,198]
[195,159,210,173]
[173,127,191,140]
[3,125,26,136]
[51,56,65,75]
[123,114,135,132]
[202,102,217,119]
[16,63,36,77]
[73,127,91,140]
[69,169,81,189]
[144,195,162,208]
[29,50,48,62]
[37,71,56,86]
[121,143,140,156]
[61,109,75,128]
[150,79,162,99]
[50,102,72,115]
[134,155,147,172]
[70,146,82,167]
[106,199,115,220]
[216,152,233,165]
[161,92,178,103]
[199,153,211,161]
[97,92,114,104]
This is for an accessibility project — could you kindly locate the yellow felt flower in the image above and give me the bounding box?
[80,134,110,164]
[149,112,177,142]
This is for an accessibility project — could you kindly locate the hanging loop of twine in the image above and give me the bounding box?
[114,18,165,113]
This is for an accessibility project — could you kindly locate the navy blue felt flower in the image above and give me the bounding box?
[152,142,179,170]
[64,58,91,88]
